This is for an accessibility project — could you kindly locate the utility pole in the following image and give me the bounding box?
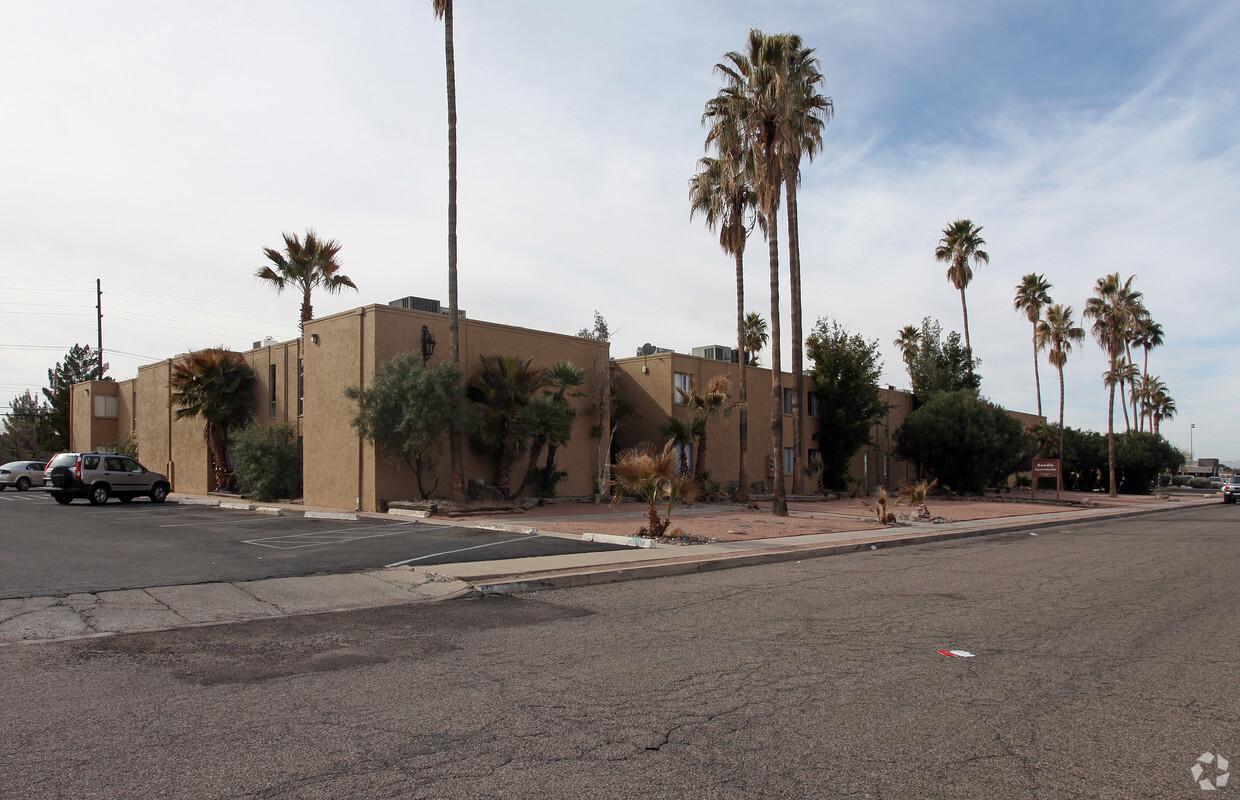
[96,278,103,377]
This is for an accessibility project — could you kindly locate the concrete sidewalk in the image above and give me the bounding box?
[0,496,1215,646]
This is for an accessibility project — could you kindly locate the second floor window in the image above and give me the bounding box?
[674,372,691,405]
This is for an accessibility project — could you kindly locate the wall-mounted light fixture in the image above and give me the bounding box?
[421,325,436,364]
[310,333,320,344]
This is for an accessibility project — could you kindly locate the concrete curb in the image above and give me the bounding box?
[219,502,254,511]
[176,498,220,507]
[469,522,537,535]
[303,511,360,521]
[471,501,1202,595]
[388,508,431,518]
[254,507,284,516]
[582,532,657,549]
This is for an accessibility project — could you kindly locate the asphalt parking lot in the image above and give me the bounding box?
[0,490,626,598]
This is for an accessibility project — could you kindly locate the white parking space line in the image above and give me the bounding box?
[242,521,437,549]
[385,534,537,568]
[157,516,291,529]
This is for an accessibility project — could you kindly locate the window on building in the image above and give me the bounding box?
[298,359,304,416]
[807,392,820,418]
[783,388,795,415]
[269,364,278,419]
[673,372,691,405]
[94,395,118,419]
[783,446,795,475]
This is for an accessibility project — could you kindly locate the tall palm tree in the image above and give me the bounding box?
[691,108,759,502]
[778,43,833,496]
[1130,316,1163,430]
[432,0,466,502]
[1150,387,1176,435]
[256,230,357,334]
[934,219,989,359]
[169,348,255,492]
[1036,304,1084,469]
[743,312,769,365]
[708,29,801,515]
[1013,273,1053,417]
[1084,273,1143,496]
[894,324,921,386]
[1137,374,1167,433]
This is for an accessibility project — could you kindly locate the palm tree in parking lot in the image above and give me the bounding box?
[169,348,255,492]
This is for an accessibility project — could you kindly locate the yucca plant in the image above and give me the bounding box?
[859,486,896,524]
[896,479,937,520]
[610,441,700,537]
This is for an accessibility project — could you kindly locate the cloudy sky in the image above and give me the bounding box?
[3,1,1237,463]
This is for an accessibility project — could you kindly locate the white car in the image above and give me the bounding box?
[0,460,47,491]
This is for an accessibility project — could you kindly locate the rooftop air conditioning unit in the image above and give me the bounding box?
[691,345,735,362]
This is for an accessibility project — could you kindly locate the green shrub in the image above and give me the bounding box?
[232,422,301,501]
[1189,477,1212,489]
[1172,475,1188,487]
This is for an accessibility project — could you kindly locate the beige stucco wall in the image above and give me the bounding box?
[614,353,805,494]
[302,304,610,512]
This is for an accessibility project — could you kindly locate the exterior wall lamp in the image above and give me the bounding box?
[310,333,320,344]
[421,325,436,364]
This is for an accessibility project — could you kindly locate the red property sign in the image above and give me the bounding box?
[1032,459,1060,477]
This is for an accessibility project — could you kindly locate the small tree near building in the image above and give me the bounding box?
[805,318,886,492]
[346,353,467,500]
[2,390,48,460]
[894,389,1029,494]
[233,422,302,501]
[39,344,109,452]
[905,318,980,404]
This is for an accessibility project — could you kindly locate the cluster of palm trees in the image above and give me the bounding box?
[1010,271,1173,498]
[691,29,833,516]
[893,216,1177,499]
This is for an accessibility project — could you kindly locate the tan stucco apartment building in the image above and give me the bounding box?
[72,300,610,511]
[71,307,1043,510]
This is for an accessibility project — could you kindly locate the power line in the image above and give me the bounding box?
[108,309,277,339]
[108,290,296,329]
[110,283,296,319]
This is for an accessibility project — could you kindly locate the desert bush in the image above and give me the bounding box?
[232,422,301,501]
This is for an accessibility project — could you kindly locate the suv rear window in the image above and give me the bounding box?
[83,456,100,470]
[47,454,76,469]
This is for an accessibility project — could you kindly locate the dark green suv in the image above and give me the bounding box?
[43,452,170,506]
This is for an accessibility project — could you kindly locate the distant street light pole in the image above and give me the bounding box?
[1190,423,1195,465]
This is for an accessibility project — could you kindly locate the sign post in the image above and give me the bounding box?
[1032,459,1061,500]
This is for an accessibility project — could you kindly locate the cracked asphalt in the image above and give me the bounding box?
[2,504,1237,799]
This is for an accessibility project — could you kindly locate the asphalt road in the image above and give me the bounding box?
[0,490,625,598]
[2,504,1237,799]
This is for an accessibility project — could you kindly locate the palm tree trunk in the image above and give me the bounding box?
[735,248,748,503]
[299,292,313,334]
[767,205,787,517]
[1107,354,1117,497]
[785,178,805,496]
[960,287,971,359]
[1120,382,1131,432]
[442,0,466,502]
[516,436,546,497]
[1031,325,1042,417]
[1057,364,1065,483]
[694,431,709,481]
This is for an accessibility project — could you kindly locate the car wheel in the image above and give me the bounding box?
[88,484,110,506]
[16,476,31,491]
[0,484,5,491]
[117,495,134,504]
[53,494,72,505]
[149,483,168,504]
